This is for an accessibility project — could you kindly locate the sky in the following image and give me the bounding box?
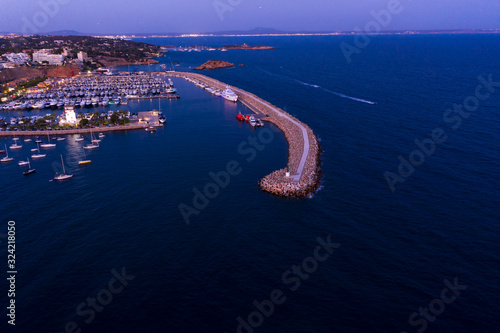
[0,0,499,34]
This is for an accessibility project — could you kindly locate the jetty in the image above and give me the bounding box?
[171,72,321,198]
[0,123,148,137]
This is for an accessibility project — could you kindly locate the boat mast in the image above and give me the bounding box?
[60,154,66,174]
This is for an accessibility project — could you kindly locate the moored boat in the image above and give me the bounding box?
[54,154,73,181]
[1,145,14,162]
[221,87,238,102]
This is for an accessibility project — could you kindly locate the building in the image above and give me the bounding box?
[59,106,77,126]
[32,50,65,65]
[77,51,88,62]
[3,53,30,65]
[62,48,73,58]
[138,111,160,125]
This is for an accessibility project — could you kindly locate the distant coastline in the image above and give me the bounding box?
[2,29,499,40]
[97,29,500,39]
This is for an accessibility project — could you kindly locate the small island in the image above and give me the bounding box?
[220,44,274,50]
[194,60,235,70]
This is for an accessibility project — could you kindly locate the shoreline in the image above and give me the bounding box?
[0,123,148,137]
[170,71,322,198]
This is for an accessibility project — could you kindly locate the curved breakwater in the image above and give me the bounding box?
[171,72,322,198]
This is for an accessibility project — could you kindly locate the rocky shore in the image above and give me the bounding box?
[171,72,322,198]
[194,60,236,70]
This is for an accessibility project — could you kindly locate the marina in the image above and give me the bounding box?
[2,71,320,197]
[0,73,180,112]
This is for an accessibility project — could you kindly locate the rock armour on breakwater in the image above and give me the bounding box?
[171,71,322,198]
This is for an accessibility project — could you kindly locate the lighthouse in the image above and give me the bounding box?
[60,105,77,125]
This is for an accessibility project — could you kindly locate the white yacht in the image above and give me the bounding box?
[221,87,238,102]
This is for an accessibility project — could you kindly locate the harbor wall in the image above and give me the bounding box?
[0,123,148,137]
[171,72,322,198]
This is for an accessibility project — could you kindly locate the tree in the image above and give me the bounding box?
[79,118,89,127]
[110,112,119,124]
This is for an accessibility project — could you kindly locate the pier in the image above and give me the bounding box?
[171,72,321,198]
[0,123,148,136]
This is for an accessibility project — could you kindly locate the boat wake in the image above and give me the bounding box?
[258,67,376,105]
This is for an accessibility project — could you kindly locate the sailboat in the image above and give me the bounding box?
[84,129,99,149]
[75,135,84,142]
[54,154,73,180]
[91,128,101,143]
[32,143,46,159]
[23,158,35,175]
[1,145,14,162]
[40,133,56,148]
[78,150,91,165]
[10,138,22,150]
[18,159,29,166]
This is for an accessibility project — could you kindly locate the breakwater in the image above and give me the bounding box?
[171,72,321,198]
[0,123,148,137]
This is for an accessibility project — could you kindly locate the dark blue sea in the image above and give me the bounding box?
[1,34,499,333]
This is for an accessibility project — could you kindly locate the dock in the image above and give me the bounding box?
[171,72,321,198]
[0,123,149,136]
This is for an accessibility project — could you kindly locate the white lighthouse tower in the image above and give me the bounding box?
[63,105,77,125]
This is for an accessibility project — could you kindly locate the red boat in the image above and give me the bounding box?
[236,112,246,122]
[0,150,5,154]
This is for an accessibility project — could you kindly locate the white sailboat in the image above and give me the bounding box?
[40,133,56,148]
[1,144,14,162]
[54,154,73,180]
[91,129,101,143]
[32,143,46,159]
[10,138,22,150]
[23,158,35,175]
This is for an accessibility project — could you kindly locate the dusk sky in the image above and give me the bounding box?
[1,0,499,34]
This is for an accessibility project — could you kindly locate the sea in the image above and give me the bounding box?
[0,34,499,333]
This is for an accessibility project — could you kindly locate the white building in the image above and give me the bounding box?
[32,50,65,65]
[4,53,30,65]
[77,51,88,62]
[60,106,77,125]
